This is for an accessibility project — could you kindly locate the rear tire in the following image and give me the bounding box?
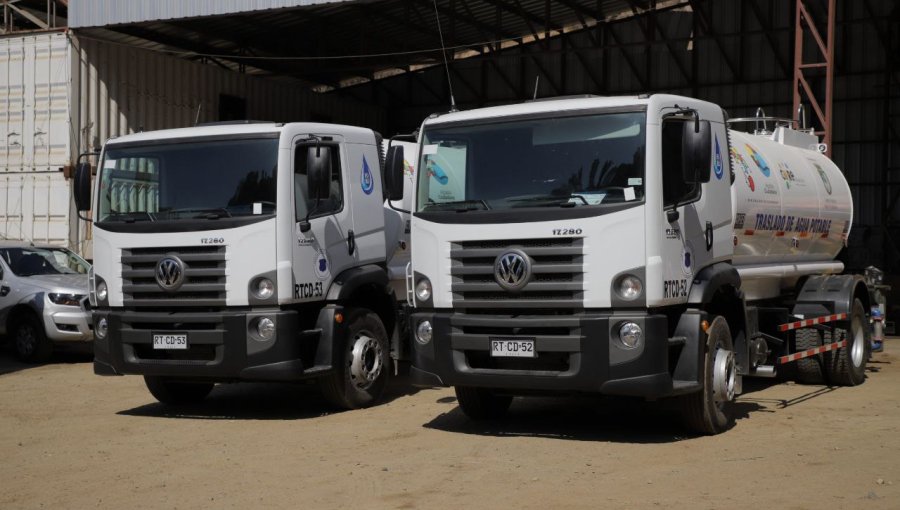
[319,308,390,410]
[13,314,53,363]
[144,376,214,405]
[825,299,868,386]
[679,315,735,435]
[794,328,825,384]
[455,386,512,421]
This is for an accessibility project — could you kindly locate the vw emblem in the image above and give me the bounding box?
[494,249,531,291]
[155,256,185,292]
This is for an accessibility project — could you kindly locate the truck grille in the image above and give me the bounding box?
[450,238,584,310]
[121,246,226,308]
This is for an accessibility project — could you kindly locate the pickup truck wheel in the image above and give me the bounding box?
[144,376,214,405]
[455,386,512,420]
[794,328,825,384]
[679,315,735,435]
[319,308,389,410]
[825,299,868,386]
[13,315,53,363]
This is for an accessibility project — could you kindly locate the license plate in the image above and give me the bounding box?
[152,333,188,350]
[490,338,536,358]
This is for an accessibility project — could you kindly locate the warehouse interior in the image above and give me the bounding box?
[4,0,899,277]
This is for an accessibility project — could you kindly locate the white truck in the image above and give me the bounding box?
[74,121,416,408]
[392,94,873,434]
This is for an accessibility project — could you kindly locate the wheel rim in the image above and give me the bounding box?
[713,348,736,404]
[349,332,383,390]
[16,323,36,357]
[850,310,866,367]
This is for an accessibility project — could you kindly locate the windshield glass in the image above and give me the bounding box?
[0,247,91,276]
[416,112,646,212]
[97,137,279,222]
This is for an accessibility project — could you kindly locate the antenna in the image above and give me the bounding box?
[432,0,457,112]
[532,76,540,100]
[194,102,203,125]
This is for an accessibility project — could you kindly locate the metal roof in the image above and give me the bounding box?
[69,0,349,28]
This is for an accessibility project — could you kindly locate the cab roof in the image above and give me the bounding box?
[105,122,378,147]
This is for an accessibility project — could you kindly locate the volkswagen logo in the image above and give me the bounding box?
[155,256,185,292]
[494,249,531,291]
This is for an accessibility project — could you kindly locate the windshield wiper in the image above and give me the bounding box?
[106,211,156,222]
[506,194,589,208]
[159,208,233,219]
[423,199,491,212]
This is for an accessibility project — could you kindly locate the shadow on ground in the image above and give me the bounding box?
[0,341,93,376]
[116,373,422,421]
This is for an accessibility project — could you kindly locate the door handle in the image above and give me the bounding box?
[0,285,9,297]
[348,230,356,256]
[705,221,713,251]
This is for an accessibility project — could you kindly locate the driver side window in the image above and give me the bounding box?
[294,145,343,220]
[662,119,700,207]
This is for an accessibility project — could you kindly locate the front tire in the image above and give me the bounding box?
[319,308,390,409]
[455,386,513,421]
[825,298,868,386]
[679,315,736,435]
[13,315,53,363]
[144,376,214,405]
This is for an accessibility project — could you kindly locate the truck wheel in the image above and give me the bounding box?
[144,376,214,405]
[794,328,825,384]
[319,308,389,409]
[679,316,735,435]
[455,386,512,420]
[13,315,53,363]
[825,298,868,386]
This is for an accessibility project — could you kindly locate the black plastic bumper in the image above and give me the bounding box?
[409,310,674,398]
[92,306,345,382]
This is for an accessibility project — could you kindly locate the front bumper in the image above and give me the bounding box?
[409,310,673,398]
[43,302,94,342]
[92,306,344,382]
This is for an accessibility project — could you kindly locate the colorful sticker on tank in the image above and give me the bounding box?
[730,147,755,192]
[813,162,833,195]
[745,144,771,177]
[361,156,374,195]
[713,135,724,180]
[778,161,799,189]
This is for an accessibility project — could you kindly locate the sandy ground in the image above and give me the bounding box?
[0,340,898,510]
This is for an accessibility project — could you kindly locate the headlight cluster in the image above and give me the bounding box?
[48,293,86,306]
[96,280,108,302]
[415,278,432,302]
[252,277,275,300]
[615,274,643,301]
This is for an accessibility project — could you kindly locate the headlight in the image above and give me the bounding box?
[255,317,276,341]
[252,277,275,300]
[96,318,108,339]
[415,320,433,344]
[415,278,432,302]
[615,275,643,301]
[96,281,108,302]
[617,322,643,349]
[48,293,86,306]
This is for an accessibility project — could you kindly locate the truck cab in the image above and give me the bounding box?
[76,121,407,408]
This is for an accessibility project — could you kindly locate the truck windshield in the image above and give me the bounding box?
[97,137,279,222]
[416,112,646,212]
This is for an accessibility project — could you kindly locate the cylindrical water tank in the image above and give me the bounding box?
[728,129,852,266]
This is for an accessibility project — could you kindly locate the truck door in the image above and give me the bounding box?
[659,115,732,303]
[291,137,354,302]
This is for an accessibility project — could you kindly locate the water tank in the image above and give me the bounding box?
[729,128,852,267]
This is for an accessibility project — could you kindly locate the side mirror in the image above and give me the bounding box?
[384,145,405,201]
[74,162,92,212]
[307,146,332,200]
[682,120,712,184]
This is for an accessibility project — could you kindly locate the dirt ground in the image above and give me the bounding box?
[1,340,898,510]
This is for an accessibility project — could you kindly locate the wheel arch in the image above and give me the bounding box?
[688,263,748,375]
[327,264,397,338]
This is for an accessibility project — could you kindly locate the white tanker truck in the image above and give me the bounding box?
[383,94,875,434]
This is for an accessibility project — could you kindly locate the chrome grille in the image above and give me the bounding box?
[450,238,584,309]
[121,246,226,307]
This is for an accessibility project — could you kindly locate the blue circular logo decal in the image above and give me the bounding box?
[713,135,724,180]
[361,156,374,195]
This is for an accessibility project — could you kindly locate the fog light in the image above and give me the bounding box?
[615,275,643,301]
[618,322,642,349]
[96,318,108,339]
[255,317,276,340]
[96,281,108,302]
[415,278,432,302]
[415,320,433,345]
[252,277,275,300]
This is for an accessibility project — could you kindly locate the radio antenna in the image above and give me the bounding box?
[432,0,457,112]
[532,76,540,100]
